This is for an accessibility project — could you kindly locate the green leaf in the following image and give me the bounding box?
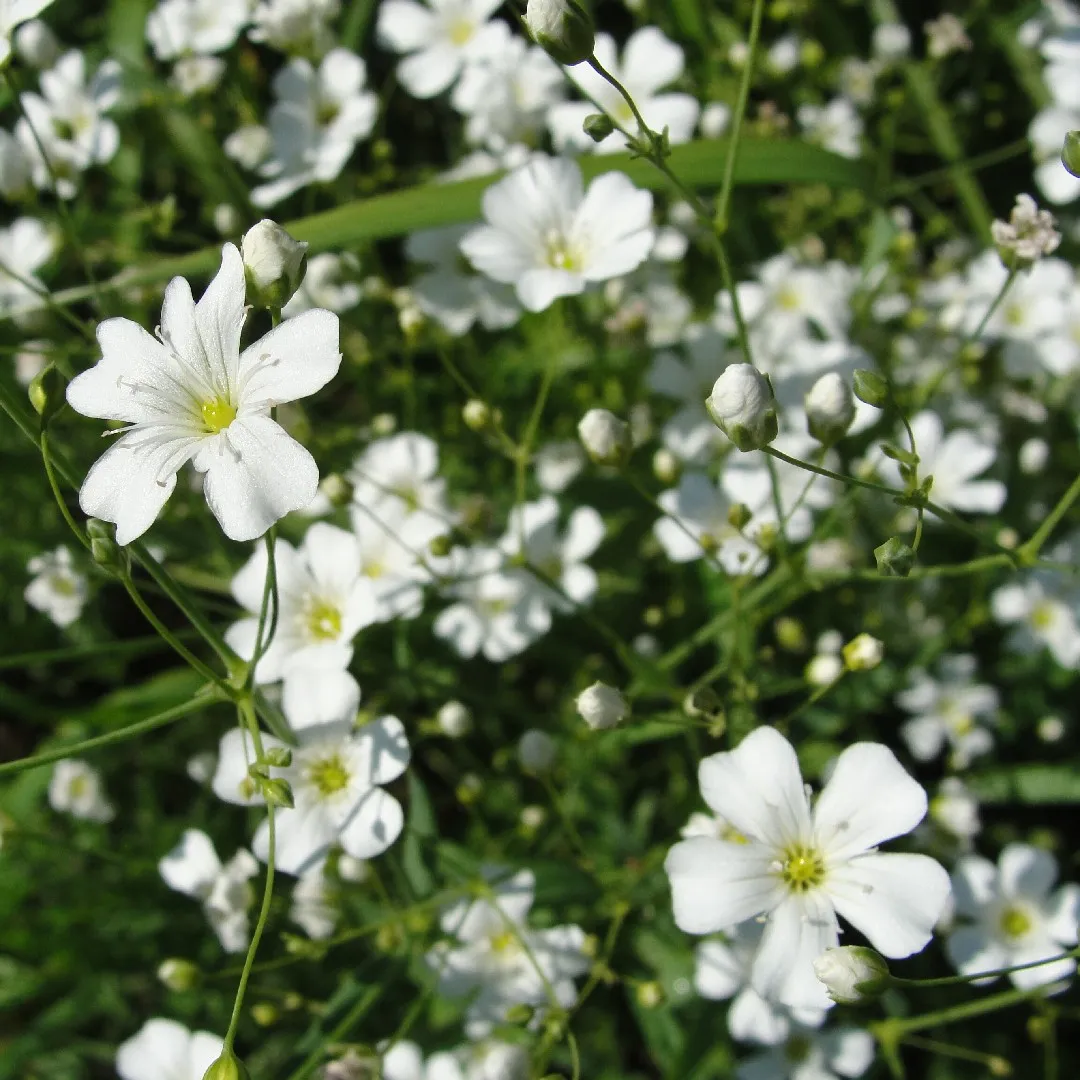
[967,765,1080,804]
[406,771,437,839]
[39,138,871,316]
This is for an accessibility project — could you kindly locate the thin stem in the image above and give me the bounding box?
[281,985,383,1080]
[39,432,91,553]
[873,984,1054,1039]
[0,690,223,777]
[246,530,279,690]
[893,946,1079,988]
[1022,471,1080,558]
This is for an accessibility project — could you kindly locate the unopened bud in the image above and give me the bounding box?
[1063,131,1080,179]
[874,536,915,577]
[653,447,679,485]
[436,699,472,738]
[462,399,492,432]
[263,747,292,768]
[635,980,664,1008]
[428,533,453,558]
[804,372,855,445]
[812,946,890,1005]
[241,220,308,311]
[86,518,128,571]
[705,364,777,452]
[14,20,60,68]
[260,777,295,808]
[684,686,722,718]
[202,1050,251,1080]
[583,112,615,142]
[518,729,557,773]
[251,1002,279,1026]
[29,364,67,425]
[578,408,631,466]
[157,958,199,992]
[575,681,629,730]
[319,473,353,508]
[727,503,752,531]
[505,1003,537,1025]
[852,368,888,408]
[525,0,596,66]
[842,633,884,671]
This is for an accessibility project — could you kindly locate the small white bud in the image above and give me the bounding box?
[842,633,884,671]
[805,652,843,687]
[518,729,557,773]
[213,203,243,237]
[804,372,856,446]
[241,220,308,310]
[705,364,778,452]
[872,22,912,61]
[157,958,199,991]
[436,700,472,738]
[462,399,492,432]
[525,0,596,66]
[813,946,890,1005]
[578,408,632,466]
[991,194,1061,269]
[520,804,546,829]
[575,681,629,730]
[14,19,59,68]
[1019,437,1049,475]
[652,447,679,485]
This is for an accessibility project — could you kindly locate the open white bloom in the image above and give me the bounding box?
[991,193,1061,266]
[0,0,54,67]
[159,828,259,952]
[376,0,504,99]
[65,243,341,545]
[797,97,863,159]
[226,523,372,728]
[25,545,87,628]
[665,726,950,1011]
[946,843,1080,989]
[48,759,115,822]
[534,439,585,492]
[116,1018,223,1080]
[348,499,433,623]
[461,154,655,313]
[429,867,589,1037]
[735,1025,875,1080]
[0,216,54,318]
[991,572,1080,668]
[290,867,339,939]
[876,411,1005,515]
[250,0,341,57]
[145,0,250,60]
[225,123,272,170]
[924,12,971,59]
[577,407,631,465]
[929,777,981,846]
[382,1038,528,1080]
[213,714,411,875]
[695,921,826,1046]
[896,654,999,768]
[16,50,122,197]
[548,27,700,155]
[252,48,378,207]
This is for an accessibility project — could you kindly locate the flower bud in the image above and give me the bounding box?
[319,473,354,508]
[241,219,308,311]
[29,364,67,426]
[436,699,472,738]
[14,19,59,68]
[636,980,664,1007]
[804,372,855,445]
[683,686,722,718]
[263,746,292,768]
[990,193,1061,270]
[462,398,492,432]
[157,958,200,992]
[202,1050,251,1080]
[852,368,888,408]
[583,112,615,142]
[575,681,629,730]
[525,0,596,66]
[87,518,128,571]
[652,447,679,485]
[842,633,884,671]
[518,729,557,773]
[260,777,295,809]
[874,536,915,578]
[578,408,632,466]
[813,946,890,1005]
[1063,131,1080,178]
[705,364,778,452]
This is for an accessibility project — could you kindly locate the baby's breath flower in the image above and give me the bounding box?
[991,194,1061,269]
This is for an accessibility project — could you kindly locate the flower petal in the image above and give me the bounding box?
[338,786,405,859]
[255,802,338,876]
[751,890,838,1011]
[238,308,341,408]
[999,843,1058,902]
[158,828,221,898]
[352,714,411,786]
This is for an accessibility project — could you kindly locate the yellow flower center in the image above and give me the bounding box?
[308,753,350,797]
[304,599,343,641]
[999,905,1033,940]
[201,397,237,433]
[1031,601,1057,631]
[944,704,975,735]
[1003,302,1025,327]
[721,823,749,845]
[780,844,826,892]
[68,775,89,799]
[448,18,474,46]
[50,575,77,597]
[489,930,517,953]
[544,231,583,272]
[364,560,386,580]
[776,286,801,310]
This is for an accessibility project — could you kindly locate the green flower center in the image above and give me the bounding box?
[304,599,343,641]
[201,397,237,433]
[999,905,1033,941]
[50,575,77,597]
[780,844,826,892]
[1031,601,1056,630]
[308,753,350,797]
[544,232,583,272]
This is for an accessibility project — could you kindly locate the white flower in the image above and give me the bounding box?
[252,48,378,207]
[665,726,951,1011]
[170,55,225,96]
[461,154,655,313]
[876,411,1005,515]
[897,654,999,768]
[145,0,250,60]
[13,17,58,67]
[65,243,341,544]
[804,373,855,446]
[797,97,863,160]
[15,50,122,197]
[991,193,1062,266]
[249,0,340,57]
[349,500,433,623]
[376,0,504,99]
[436,699,472,737]
[872,22,911,61]
[434,545,549,661]
[695,921,826,1045]
[575,681,628,730]
[548,27,700,155]
[290,867,339,939]
[429,867,589,1036]
[48,759,114,822]
[707,363,778,452]
[0,216,54,318]
[947,843,1080,989]
[534,439,585,493]
[282,252,362,317]
[0,0,54,67]
[991,573,1080,667]
[25,545,87,627]
[841,633,883,671]
[159,829,259,952]
[812,946,890,1006]
[524,0,594,66]
[735,1025,875,1080]
[924,13,971,59]
[116,1018,223,1080]
[929,777,981,846]
[383,1039,528,1080]
[226,523,373,727]
[577,407,631,465]
[241,219,309,309]
[213,714,411,875]
[224,123,272,170]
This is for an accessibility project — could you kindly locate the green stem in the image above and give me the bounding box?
[873,984,1055,1039]
[246,530,279,691]
[281,984,384,1080]
[0,689,223,777]
[893,946,1079,988]
[1021,471,1080,558]
[39,432,91,553]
